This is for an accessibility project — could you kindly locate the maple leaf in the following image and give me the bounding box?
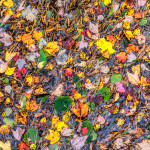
[70,102,88,118]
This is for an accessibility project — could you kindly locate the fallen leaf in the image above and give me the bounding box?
[26,100,39,112]
[45,129,60,145]
[97,115,105,124]
[116,52,127,62]
[12,127,25,141]
[70,102,89,118]
[61,127,73,137]
[138,0,146,6]
[137,140,150,150]
[0,32,13,46]
[127,71,140,85]
[0,125,10,135]
[71,134,88,150]
[0,141,11,150]
[51,84,64,96]
[17,141,30,150]
[115,82,125,93]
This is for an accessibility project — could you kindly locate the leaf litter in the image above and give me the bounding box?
[0,0,150,149]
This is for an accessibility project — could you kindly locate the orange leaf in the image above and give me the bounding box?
[17,141,30,150]
[116,52,127,62]
[26,100,39,112]
[70,102,88,118]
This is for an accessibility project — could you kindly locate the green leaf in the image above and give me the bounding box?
[147,135,150,139]
[1,77,9,83]
[101,1,105,8]
[86,135,92,144]
[99,57,103,61]
[91,131,97,141]
[24,128,39,143]
[5,107,12,116]
[108,25,113,30]
[91,102,96,111]
[139,17,147,26]
[37,95,47,102]
[73,74,79,83]
[54,96,73,114]
[96,87,111,102]
[86,102,90,106]
[3,118,15,127]
[77,34,82,41]
[111,74,122,84]
[107,3,114,18]
[79,89,87,95]
[121,9,127,17]
[38,50,47,70]
[47,11,52,18]
[82,120,93,135]
[76,81,81,89]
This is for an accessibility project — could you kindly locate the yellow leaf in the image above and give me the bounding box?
[5,67,15,75]
[5,51,16,62]
[117,118,125,126]
[33,31,43,41]
[0,141,11,150]
[74,91,81,99]
[104,0,111,6]
[6,8,13,15]
[80,52,86,59]
[40,117,47,123]
[45,129,60,145]
[46,42,60,56]
[123,21,130,29]
[0,92,4,98]
[45,63,53,70]
[25,75,33,86]
[95,38,116,58]
[0,125,10,135]
[133,28,140,36]
[57,121,67,131]
[30,143,36,150]
[124,30,134,40]
[52,117,59,128]
[62,111,71,122]
[67,57,73,63]
[3,0,13,8]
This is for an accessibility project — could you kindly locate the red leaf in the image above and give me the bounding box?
[81,127,88,135]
